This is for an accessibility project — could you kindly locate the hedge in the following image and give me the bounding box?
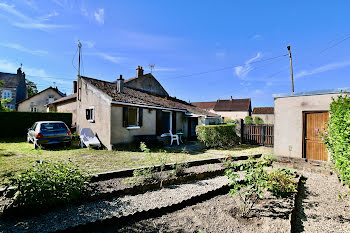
[0,112,72,138]
[322,94,350,186]
[196,124,240,148]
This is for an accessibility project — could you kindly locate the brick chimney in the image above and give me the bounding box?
[117,74,124,93]
[136,66,144,78]
[230,96,233,101]
[73,81,77,93]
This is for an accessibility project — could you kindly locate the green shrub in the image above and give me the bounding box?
[254,116,264,124]
[172,162,189,176]
[10,161,91,208]
[196,125,240,148]
[244,116,253,124]
[265,168,297,197]
[225,118,236,124]
[322,94,350,185]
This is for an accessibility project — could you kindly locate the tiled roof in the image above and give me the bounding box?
[82,76,220,117]
[16,87,65,105]
[214,99,251,111]
[252,107,274,114]
[48,93,77,105]
[191,101,216,110]
[0,72,21,88]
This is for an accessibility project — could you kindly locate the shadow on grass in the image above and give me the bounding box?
[0,138,26,143]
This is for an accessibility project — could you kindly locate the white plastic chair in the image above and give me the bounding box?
[80,128,101,149]
[169,130,179,145]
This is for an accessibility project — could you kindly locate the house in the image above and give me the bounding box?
[17,86,65,112]
[48,66,220,149]
[192,97,252,121]
[273,87,350,162]
[0,67,27,110]
[252,107,274,124]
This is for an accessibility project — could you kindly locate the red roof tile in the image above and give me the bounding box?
[252,107,274,114]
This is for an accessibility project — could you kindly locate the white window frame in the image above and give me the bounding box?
[2,90,11,99]
[31,107,37,112]
[87,106,95,123]
[163,110,172,133]
[126,108,140,129]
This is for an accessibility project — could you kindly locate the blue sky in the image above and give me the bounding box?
[0,0,349,107]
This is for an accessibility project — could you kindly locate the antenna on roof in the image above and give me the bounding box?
[53,82,56,88]
[20,63,22,68]
[149,64,155,73]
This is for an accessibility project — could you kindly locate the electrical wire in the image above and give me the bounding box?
[72,47,78,72]
[161,54,288,81]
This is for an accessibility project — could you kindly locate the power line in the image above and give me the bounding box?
[320,34,350,54]
[162,53,288,81]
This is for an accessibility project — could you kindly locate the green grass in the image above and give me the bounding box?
[0,140,215,188]
[204,145,274,157]
[0,140,274,188]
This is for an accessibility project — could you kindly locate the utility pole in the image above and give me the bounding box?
[78,40,82,77]
[287,45,294,92]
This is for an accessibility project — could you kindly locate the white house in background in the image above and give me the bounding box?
[252,107,274,124]
[17,87,65,112]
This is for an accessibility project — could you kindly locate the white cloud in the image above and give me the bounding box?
[251,34,262,40]
[0,3,69,31]
[295,60,350,79]
[0,42,48,55]
[96,52,122,63]
[94,8,104,24]
[234,52,262,78]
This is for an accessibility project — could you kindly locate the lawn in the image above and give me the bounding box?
[0,140,273,188]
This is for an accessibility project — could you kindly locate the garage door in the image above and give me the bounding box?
[304,112,329,161]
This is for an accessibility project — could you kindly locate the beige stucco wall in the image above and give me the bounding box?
[252,114,274,124]
[18,89,63,112]
[76,78,112,150]
[274,93,341,158]
[110,106,156,144]
[214,111,250,121]
[56,100,77,125]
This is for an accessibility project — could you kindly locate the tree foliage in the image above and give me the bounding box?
[254,116,264,124]
[244,116,253,124]
[26,79,38,98]
[0,80,10,112]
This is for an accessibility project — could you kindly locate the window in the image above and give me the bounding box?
[86,106,95,122]
[48,96,55,103]
[30,107,37,112]
[2,90,11,99]
[123,107,143,129]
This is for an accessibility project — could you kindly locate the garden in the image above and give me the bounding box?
[0,107,350,232]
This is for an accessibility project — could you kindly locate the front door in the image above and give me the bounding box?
[304,112,329,161]
[187,117,198,140]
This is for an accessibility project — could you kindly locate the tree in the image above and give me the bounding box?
[254,116,264,124]
[244,116,253,124]
[26,79,38,98]
[0,80,10,112]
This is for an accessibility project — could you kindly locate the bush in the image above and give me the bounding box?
[265,168,297,197]
[225,118,236,124]
[322,94,350,185]
[254,116,264,124]
[10,161,91,208]
[244,116,253,124]
[196,125,240,148]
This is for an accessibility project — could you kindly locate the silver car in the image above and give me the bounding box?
[27,121,72,149]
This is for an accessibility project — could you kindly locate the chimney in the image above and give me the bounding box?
[73,81,77,93]
[17,67,22,75]
[230,96,233,101]
[117,74,124,93]
[136,66,144,78]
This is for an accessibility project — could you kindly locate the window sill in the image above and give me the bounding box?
[88,119,95,123]
[127,126,140,130]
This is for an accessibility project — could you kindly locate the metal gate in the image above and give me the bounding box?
[243,124,274,147]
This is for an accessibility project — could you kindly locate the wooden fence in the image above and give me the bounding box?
[242,124,274,147]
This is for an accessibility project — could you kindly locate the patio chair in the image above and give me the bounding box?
[79,128,101,149]
[169,130,180,146]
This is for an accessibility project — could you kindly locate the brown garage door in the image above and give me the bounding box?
[304,112,329,161]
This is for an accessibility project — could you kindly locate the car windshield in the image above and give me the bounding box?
[40,123,68,132]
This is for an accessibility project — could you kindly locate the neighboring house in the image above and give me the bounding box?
[273,87,350,162]
[47,93,77,126]
[192,97,252,121]
[252,107,274,124]
[17,87,65,112]
[48,66,220,149]
[0,67,27,110]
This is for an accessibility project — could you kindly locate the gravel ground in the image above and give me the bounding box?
[293,170,350,233]
[112,190,294,233]
[0,176,229,233]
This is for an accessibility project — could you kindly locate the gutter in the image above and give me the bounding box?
[111,101,187,112]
